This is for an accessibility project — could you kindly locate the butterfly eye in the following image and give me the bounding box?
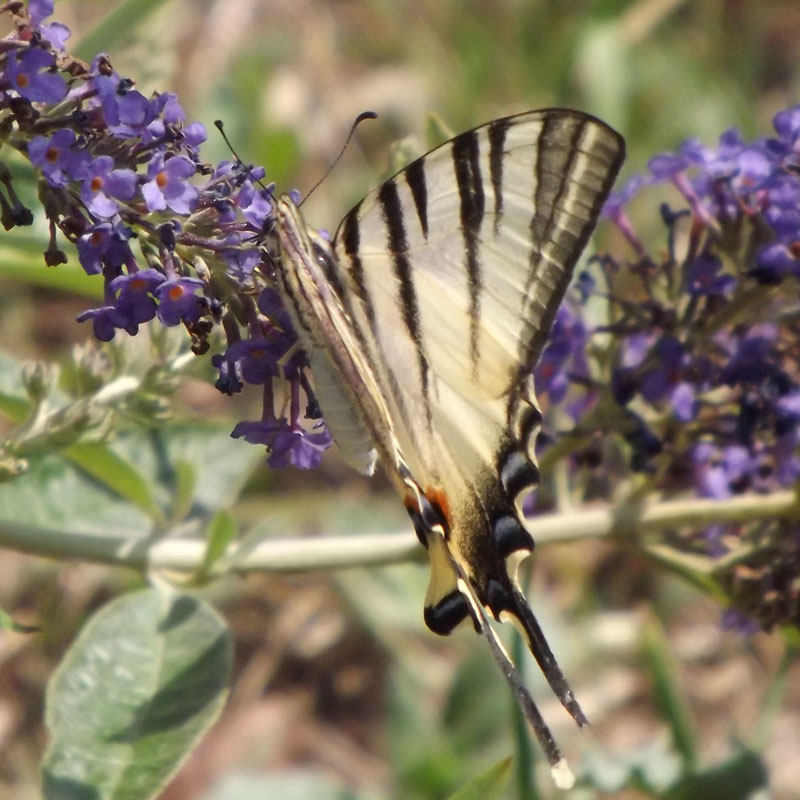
[308,239,325,263]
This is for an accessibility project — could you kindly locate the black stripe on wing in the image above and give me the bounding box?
[405,157,429,238]
[378,179,432,424]
[339,203,378,333]
[451,129,485,373]
[488,116,511,234]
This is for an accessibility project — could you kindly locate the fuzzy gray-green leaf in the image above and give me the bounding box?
[42,586,232,800]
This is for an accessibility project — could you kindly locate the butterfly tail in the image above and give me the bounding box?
[507,586,589,727]
[452,570,576,789]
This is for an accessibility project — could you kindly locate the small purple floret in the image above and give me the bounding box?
[29,129,89,188]
[80,156,137,218]
[6,49,67,103]
[155,277,206,325]
[142,153,198,215]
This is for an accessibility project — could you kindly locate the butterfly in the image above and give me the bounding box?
[272,108,625,786]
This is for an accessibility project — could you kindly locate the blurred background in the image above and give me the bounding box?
[0,1,799,798]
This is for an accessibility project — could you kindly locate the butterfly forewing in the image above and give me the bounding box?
[327,110,623,599]
[276,108,624,779]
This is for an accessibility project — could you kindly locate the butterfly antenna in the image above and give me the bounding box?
[213,120,244,164]
[213,120,271,191]
[300,110,378,206]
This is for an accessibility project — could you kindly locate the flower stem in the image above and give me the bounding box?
[0,490,795,574]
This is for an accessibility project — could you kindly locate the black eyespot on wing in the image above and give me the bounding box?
[424,591,471,635]
[492,515,535,558]
[498,447,541,501]
[518,403,543,446]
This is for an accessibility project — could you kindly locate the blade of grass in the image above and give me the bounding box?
[642,614,698,772]
[512,629,539,800]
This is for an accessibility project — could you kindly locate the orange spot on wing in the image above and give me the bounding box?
[424,486,451,528]
[403,484,451,526]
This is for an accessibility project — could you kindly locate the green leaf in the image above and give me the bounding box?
[445,758,513,800]
[663,748,768,800]
[0,426,258,532]
[0,453,154,540]
[169,459,197,526]
[425,111,456,148]
[510,632,536,800]
[42,586,232,800]
[753,643,797,751]
[194,510,238,583]
[0,426,262,567]
[64,442,164,525]
[120,426,262,514]
[442,647,509,752]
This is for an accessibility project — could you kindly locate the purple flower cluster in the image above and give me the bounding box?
[603,113,800,495]
[0,0,331,470]
[535,106,800,631]
[610,107,800,285]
